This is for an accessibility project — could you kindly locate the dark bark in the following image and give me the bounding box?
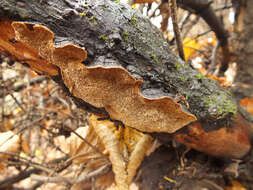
[232,0,253,99]
[0,0,238,129]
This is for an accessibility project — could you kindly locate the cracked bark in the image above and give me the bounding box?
[0,0,239,128]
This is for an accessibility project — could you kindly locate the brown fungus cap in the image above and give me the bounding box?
[2,21,196,133]
[0,20,58,75]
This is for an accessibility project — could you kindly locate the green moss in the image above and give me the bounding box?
[123,31,129,41]
[150,53,159,64]
[223,101,237,117]
[217,107,223,115]
[159,33,167,42]
[131,16,139,28]
[203,97,215,108]
[99,34,109,41]
[90,16,98,25]
[180,76,185,82]
[203,94,237,119]
[175,63,181,70]
[80,11,86,17]
[116,0,120,3]
[196,73,204,80]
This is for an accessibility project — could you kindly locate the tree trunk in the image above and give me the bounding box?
[230,1,253,189]
[232,0,253,99]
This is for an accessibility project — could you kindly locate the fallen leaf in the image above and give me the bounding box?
[240,97,253,115]
[225,180,247,190]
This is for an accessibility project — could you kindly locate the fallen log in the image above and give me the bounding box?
[0,0,252,159]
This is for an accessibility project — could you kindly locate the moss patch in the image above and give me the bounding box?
[99,34,109,41]
[196,73,204,80]
[90,16,98,25]
[80,11,86,17]
[203,92,237,119]
[123,31,129,41]
[131,16,139,28]
[150,53,159,64]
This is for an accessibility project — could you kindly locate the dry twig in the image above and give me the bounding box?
[169,0,185,61]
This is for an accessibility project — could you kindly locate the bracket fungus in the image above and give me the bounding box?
[1,20,196,133]
[0,1,252,162]
[0,20,58,75]
[173,113,252,159]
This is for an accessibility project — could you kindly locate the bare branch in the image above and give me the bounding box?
[169,0,185,61]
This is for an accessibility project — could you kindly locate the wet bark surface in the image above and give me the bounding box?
[0,0,238,130]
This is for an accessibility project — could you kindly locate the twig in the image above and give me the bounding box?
[0,168,41,189]
[208,41,220,75]
[63,125,108,161]
[0,76,47,98]
[0,152,54,173]
[179,12,192,31]
[0,63,5,131]
[200,179,224,190]
[31,174,73,185]
[65,151,94,164]
[182,16,201,39]
[214,5,233,11]
[30,164,111,185]
[169,0,185,61]
[183,30,212,44]
[9,93,26,113]
[76,164,111,183]
[0,156,69,189]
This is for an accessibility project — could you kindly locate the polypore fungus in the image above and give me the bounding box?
[0,20,196,133]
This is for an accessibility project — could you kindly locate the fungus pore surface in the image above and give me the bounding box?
[1,20,197,133]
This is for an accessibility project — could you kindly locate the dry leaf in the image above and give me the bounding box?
[0,131,20,172]
[225,180,247,190]
[67,127,105,164]
[0,131,20,156]
[90,115,152,190]
[240,97,253,115]
[183,37,201,61]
